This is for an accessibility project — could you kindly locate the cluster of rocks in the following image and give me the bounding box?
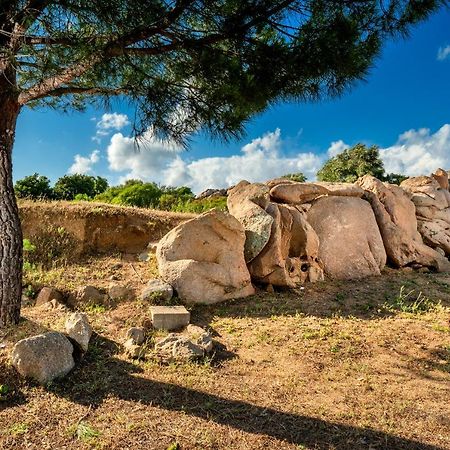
[124,305,213,362]
[156,169,450,304]
[11,312,92,384]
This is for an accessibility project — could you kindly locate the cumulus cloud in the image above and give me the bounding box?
[68,150,100,175]
[107,128,323,192]
[380,124,450,176]
[327,139,350,157]
[93,113,130,142]
[437,45,450,61]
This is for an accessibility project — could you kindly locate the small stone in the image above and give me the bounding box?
[124,338,145,359]
[109,274,120,281]
[65,312,92,352]
[186,325,213,353]
[47,299,68,311]
[154,333,180,353]
[126,327,145,345]
[11,332,75,384]
[35,287,64,307]
[111,263,123,270]
[70,285,107,307]
[141,279,173,303]
[150,305,190,331]
[172,338,204,360]
[138,252,150,262]
[108,284,133,301]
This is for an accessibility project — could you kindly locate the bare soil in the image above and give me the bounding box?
[1,254,449,450]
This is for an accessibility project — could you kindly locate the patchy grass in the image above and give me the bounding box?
[1,261,450,449]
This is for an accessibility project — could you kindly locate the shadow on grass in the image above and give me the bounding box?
[43,334,445,450]
[189,271,450,324]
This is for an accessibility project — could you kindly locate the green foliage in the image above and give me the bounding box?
[8,0,443,144]
[15,173,53,199]
[54,175,108,200]
[75,422,100,442]
[317,144,385,183]
[0,384,10,401]
[172,196,228,213]
[383,286,440,314]
[383,173,409,185]
[281,173,307,182]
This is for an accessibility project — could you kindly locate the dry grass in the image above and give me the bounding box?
[1,257,449,450]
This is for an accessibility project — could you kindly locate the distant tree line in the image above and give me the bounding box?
[15,144,407,211]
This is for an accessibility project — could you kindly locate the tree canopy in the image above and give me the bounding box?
[5,0,447,144]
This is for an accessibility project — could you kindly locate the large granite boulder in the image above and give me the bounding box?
[269,182,330,205]
[248,203,324,287]
[401,174,450,256]
[357,175,449,271]
[227,181,273,262]
[156,209,254,304]
[11,332,75,384]
[308,196,386,279]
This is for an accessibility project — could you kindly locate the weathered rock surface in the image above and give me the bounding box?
[227,181,273,262]
[248,203,324,286]
[401,175,450,256]
[70,285,107,307]
[11,332,75,384]
[108,284,133,301]
[35,287,64,307]
[154,325,213,361]
[156,209,254,303]
[126,327,146,345]
[141,279,173,302]
[432,168,449,190]
[357,175,450,271]
[65,312,92,352]
[313,182,365,198]
[270,182,330,205]
[124,338,145,359]
[308,196,386,279]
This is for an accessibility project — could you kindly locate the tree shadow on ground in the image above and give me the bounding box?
[189,271,450,325]
[44,334,445,450]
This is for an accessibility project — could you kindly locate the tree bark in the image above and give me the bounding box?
[0,80,22,328]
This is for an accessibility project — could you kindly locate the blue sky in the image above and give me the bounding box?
[13,6,450,193]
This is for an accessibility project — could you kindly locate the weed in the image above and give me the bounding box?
[75,421,100,442]
[9,423,28,435]
[167,443,180,450]
[383,286,439,314]
[0,384,9,401]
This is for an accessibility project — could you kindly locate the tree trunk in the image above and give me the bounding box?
[0,86,22,328]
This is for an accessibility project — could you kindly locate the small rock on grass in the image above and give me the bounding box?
[141,279,173,303]
[11,332,75,384]
[124,338,145,359]
[108,284,133,301]
[65,312,92,353]
[35,287,64,307]
[126,327,145,345]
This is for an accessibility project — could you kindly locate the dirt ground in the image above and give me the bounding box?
[0,255,449,450]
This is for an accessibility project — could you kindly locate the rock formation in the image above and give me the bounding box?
[401,171,450,256]
[308,196,386,279]
[357,175,450,272]
[156,209,255,304]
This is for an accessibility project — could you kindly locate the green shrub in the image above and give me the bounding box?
[15,173,53,199]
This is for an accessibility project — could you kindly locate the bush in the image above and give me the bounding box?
[317,144,385,183]
[281,172,307,182]
[54,174,108,200]
[172,196,228,213]
[15,173,53,199]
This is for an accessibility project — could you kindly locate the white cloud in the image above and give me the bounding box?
[93,113,130,142]
[380,124,450,176]
[107,128,323,192]
[437,45,450,61]
[327,139,349,157]
[68,150,100,175]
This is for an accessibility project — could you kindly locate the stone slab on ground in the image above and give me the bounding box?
[150,305,190,330]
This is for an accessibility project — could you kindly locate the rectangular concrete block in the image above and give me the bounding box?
[150,306,190,331]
